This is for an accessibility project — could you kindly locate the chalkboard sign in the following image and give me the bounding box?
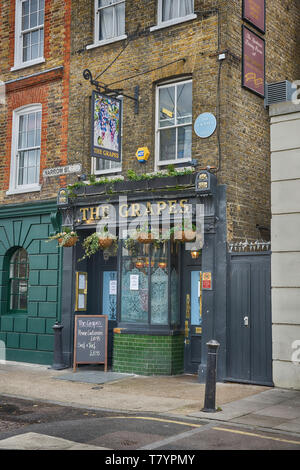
[73,315,108,371]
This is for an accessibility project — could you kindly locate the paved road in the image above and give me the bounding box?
[0,395,300,451]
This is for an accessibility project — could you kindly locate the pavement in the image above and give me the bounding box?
[0,360,300,448]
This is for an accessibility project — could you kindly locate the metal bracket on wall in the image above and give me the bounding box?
[83,69,140,114]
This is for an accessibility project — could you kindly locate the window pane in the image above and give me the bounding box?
[177,125,192,159]
[177,82,192,125]
[162,0,177,21]
[99,0,115,6]
[179,0,193,17]
[23,0,30,16]
[99,6,114,40]
[121,243,149,323]
[159,87,175,128]
[150,244,168,325]
[159,128,176,161]
[115,2,125,36]
[22,14,29,30]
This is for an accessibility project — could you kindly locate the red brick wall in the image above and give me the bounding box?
[0,0,72,204]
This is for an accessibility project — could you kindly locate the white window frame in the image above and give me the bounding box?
[87,0,127,50]
[12,0,45,71]
[7,104,42,195]
[150,0,196,32]
[155,79,193,170]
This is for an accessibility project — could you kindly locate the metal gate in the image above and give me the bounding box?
[227,246,273,386]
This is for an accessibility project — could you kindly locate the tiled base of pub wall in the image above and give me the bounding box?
[112,333,184,376]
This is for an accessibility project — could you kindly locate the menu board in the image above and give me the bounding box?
[73,315,108,371]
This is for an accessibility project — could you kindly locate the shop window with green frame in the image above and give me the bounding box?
[120,240,180,328]
[9,248,29,313]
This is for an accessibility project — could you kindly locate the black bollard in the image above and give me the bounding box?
[201,339,220,412]
[52,322,67,370]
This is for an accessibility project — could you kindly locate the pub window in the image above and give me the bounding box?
[14,0,45,70]
[120,240,180,328]
[9,248,29,313]
[156,79,192,167]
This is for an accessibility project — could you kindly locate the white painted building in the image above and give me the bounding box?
[269,101,300,390]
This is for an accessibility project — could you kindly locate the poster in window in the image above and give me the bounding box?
[242,26,265,98]
[91,91,122,163]
[243,0,265,34]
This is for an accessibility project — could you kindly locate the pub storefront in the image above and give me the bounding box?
[58,172,227,380]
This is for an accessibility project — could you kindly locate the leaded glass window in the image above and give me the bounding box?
[9,248,29,312]
[120,240,180,327]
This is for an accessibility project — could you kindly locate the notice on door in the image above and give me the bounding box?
[130,274,139,291]
[109,280,117,295]
[73,315,108,372]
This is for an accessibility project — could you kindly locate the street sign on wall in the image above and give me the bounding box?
[242,25,265,98]
[43,163,82,178]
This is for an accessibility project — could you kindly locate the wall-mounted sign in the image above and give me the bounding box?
[243,0,265,34]
[202,272,213,290]
[242,26,265,98]
[57,188,68,207]
[91,91,122,162]
[43,163,82,178]
[194,113,217,138]
[75,272,87,311]
[136,147,150,163]
[195,171,217,196]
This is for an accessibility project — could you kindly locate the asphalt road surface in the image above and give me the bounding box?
[0,395,300,453]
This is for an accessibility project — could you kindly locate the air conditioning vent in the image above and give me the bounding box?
[264,81,292,107]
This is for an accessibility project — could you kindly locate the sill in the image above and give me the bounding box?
[6,185,41,196]
[150,14,197,32]
[11,58,46,72]
[94,168,122,176]
[156,158,192,167]
[86,35,127,50]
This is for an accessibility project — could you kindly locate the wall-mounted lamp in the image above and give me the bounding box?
[190,250,201,259]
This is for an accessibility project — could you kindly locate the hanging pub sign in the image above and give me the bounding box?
[91,91,122,163]
[243,0,265,34]
[242,25,265,98]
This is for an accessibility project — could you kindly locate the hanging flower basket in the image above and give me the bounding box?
[98,237,113,249]
[79,229,118,261]
[137,232,156,244]
[173,229,196,242]
[48,227,78,248]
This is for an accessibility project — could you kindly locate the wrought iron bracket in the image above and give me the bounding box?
[83,69,139,114]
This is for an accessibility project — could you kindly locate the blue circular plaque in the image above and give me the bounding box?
[194,113,217,138]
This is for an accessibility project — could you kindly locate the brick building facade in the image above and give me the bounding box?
[0,0,71,364]
[1,1,299,380]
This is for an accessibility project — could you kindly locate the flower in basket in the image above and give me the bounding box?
[47,227,78,247]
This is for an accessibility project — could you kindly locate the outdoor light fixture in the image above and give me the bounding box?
[190,250,201,259]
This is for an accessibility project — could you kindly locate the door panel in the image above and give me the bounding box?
[184,270,202,374]
[227,255,272,386]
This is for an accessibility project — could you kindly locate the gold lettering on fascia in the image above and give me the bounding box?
[80,200,190,223]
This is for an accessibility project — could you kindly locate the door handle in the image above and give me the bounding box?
[244,316,249,327]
